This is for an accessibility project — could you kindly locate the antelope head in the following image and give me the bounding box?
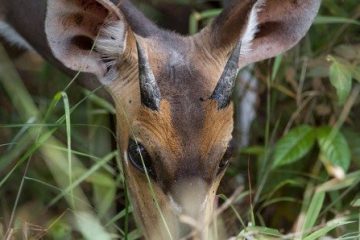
[45,0,320,238]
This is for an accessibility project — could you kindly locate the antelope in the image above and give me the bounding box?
[0,0,321,239]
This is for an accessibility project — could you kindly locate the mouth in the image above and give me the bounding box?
[158,179,216,239]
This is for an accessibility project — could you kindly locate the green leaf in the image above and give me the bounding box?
[271,55,283,81]
[301,191,326,234]
[49,220,72,240]
[272,125,316,168]
[343,129,360,167]
[240,145,265,155]
[244,226,282,237]
[189,9,222,34]
[317,170,360,192]
[317,126,351,172]
[88,172,116,218]
[74,212,112,240]
[303,218,352,240]
[127,229,143,240]
[328,56,353,104]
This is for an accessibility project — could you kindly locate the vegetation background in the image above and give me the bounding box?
[0,0,360,239]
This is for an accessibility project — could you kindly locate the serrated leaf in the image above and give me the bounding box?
[317,126,351,172]
[329,57,353,104]
[272,125,316,168]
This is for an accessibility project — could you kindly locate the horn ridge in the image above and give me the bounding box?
[136,40,162,111]
[210,40,242,109]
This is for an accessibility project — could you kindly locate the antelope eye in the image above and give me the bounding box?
[127,139,155,178]
[218,143,234,172]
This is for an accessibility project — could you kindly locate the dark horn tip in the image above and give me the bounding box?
[210,91,232,110]
[140,85,162,111]
[210,40,242,110]
[136,40,162,111]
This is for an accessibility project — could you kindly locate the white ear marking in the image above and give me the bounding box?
[240,0,265,55]
[95,20,127,84]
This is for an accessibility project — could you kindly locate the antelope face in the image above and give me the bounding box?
[44,0,321,238]
[118,101,234,238]
[110,39,239,238]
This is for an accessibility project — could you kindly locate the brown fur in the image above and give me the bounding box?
[135,101,183,159]
[206,0,257,48]
[200,101,234,159]
[113,36,234,183]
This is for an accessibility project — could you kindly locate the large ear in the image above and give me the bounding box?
[45,0,135,84]
[196,0,321,68]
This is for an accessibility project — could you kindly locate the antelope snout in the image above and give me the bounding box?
[168,178,214,239]
[170,178,208,218]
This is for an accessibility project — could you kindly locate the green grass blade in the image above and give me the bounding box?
[303,218,352,240]
[301,191,326,236]
[61,91,74,207]
[315,16,360,25]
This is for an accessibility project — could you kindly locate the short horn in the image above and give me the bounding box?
[136,40,161,111]
[210,40,242,109]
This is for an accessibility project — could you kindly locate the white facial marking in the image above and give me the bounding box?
[169,195,183,214]
[241,0,265,55]
[200,195,209,211]
[169,49,185,67]
[123,151,129,165]
[95,20,127,84]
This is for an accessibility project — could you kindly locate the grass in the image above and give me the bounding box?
[1,0,360,239]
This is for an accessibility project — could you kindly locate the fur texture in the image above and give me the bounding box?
[45,0,128,85]
[95,20,127,83]
[240,0,265,55]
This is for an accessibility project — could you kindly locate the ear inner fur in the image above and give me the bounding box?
[238,0,321,67]
[45,0,133,84]
[194,0,321,69]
